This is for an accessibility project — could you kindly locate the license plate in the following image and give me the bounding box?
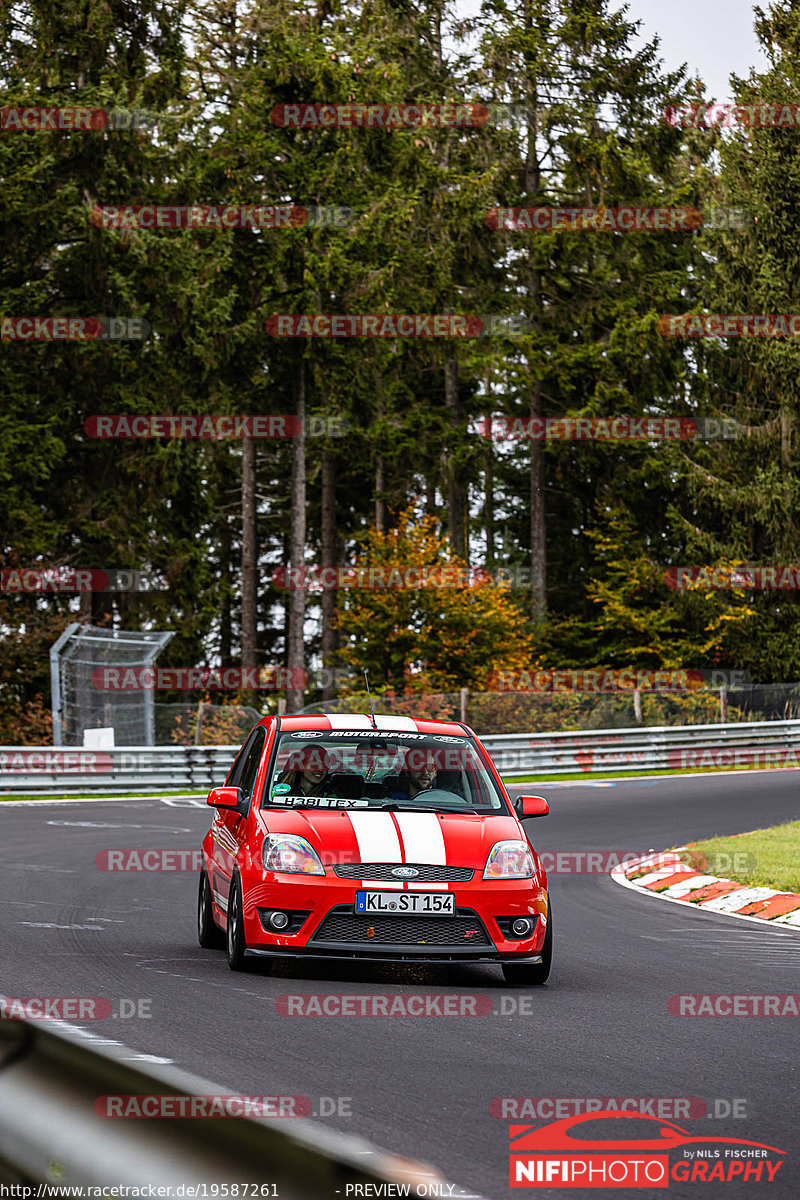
[355,890,455,915]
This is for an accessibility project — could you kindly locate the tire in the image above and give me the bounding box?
[226,873,273,973]
[197,869,224,949]
[226,873,250,971]
[502,901,553,986]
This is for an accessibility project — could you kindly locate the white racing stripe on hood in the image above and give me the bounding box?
[346,811,403,861]
[393,812,447,864]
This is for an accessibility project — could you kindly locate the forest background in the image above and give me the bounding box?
[2,0,799,742]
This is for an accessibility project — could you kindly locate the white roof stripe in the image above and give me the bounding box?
[325,713,420,732]
[375,715,418,731]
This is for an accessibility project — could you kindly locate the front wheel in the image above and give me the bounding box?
[502,901,553,986]
[197,869,224,949]
[226,873,250,970]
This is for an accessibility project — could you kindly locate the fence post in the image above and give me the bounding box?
[460,687,469,724]
[720,686,728,723]
[633,687,643,724]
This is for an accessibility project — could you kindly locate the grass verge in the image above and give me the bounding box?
[0,789,204,803]
[675,821,800,893]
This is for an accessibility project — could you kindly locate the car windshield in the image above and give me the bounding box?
[261,731,506,812]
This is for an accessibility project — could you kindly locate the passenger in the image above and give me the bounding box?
[278,745,333,796]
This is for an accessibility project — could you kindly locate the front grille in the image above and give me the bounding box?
[333,862,474,882]
[311,906,491,947]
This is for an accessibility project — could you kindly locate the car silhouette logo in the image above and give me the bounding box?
[392,867,420,877]
[509,1111,785,1155]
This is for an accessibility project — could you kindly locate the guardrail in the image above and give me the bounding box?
[1,718,799,794]
[0,745,237,794]
[0,1007,447,1194]
[485,717,800,776]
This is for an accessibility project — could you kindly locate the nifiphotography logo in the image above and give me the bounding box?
[508,1111,785,1188]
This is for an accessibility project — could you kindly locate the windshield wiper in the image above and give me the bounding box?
[379,802,477,814]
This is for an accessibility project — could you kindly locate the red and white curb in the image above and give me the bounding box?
[611,849,800,930]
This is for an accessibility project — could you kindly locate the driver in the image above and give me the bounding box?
[390,747,439,801]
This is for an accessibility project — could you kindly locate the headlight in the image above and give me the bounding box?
[263,834,325,875]
[483,840,535,880]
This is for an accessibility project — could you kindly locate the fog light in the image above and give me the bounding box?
[512,917,533,937]
[269,911,289,930]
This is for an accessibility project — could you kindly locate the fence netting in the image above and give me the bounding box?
[301,684,800,734]
[51,623,173,745]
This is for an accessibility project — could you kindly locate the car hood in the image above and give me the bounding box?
[258,808,524,869]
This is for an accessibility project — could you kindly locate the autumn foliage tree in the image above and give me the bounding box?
[333,508,534,691]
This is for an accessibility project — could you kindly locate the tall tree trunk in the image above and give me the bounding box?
[529,386,546,618]
[524,52,546,619]
[286,358,306,712]
[321,446,337,701]
[220,518,232,670]
[241,436,257,674]
[483,373,495,569]
[444,348,467,557]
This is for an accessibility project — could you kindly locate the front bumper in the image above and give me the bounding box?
[236,871,548,961]
[245,946,545,964]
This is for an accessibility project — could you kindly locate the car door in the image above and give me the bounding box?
[211,727,266,908]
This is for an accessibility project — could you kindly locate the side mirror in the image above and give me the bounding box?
[515,794,549,818]
[207,786,244,811]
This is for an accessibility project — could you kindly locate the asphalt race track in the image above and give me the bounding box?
[1,770,798,1199]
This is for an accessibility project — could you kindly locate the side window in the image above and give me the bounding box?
[226,732,257,787]
[238,728,267,801]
